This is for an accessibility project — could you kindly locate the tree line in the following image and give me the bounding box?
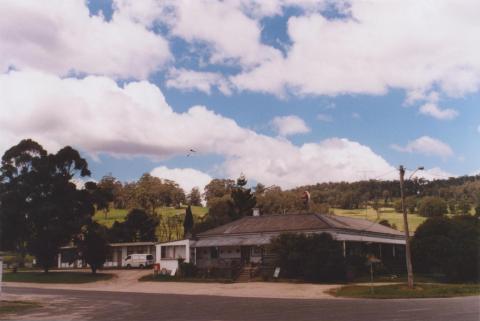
[1,138,478,273]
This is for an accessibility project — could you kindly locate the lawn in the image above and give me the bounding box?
[0,301,41,315]
[332,207,427,232]
[94,205,208,228]
[2,271,114,283]
[329,283,480,299]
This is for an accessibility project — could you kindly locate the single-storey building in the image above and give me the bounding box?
[58,241,156,268]
[156,213,406,275]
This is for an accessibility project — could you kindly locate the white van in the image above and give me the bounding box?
[124,254,154,268]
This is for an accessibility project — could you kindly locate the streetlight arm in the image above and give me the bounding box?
[408,166,425,180]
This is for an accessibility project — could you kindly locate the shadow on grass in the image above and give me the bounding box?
[2,271,114,284]
[0,300,41,315]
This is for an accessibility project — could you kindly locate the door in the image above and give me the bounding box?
[240,246,251,264]
[116,249,123,267]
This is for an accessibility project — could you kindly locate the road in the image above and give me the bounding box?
[2,287,479,321]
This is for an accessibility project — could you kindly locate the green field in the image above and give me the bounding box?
[2,271,113,283]
[95,206,425,233]
[94,206,208,228]
[329,283,480,299]
[332,207,427,232]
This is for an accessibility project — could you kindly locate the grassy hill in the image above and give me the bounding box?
[94,206,208,228]
[332,207,427,232]
[95,205,427,234]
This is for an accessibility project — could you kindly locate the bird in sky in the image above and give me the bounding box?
[187,149,197,157]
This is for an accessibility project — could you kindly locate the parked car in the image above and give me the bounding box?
[124,254,154,268]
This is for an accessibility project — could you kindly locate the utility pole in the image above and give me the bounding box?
[399,165,414,289]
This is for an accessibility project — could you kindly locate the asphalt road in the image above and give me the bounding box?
[3,286,480,321]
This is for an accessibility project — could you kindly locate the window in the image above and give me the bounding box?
[147,255,153,260]
[211,247,219,259]
[161,247,167,259]
[125,255,131,261]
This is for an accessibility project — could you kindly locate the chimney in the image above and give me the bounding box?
[252,208,260,216]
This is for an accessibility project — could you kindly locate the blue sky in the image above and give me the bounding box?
[0,0,478,192]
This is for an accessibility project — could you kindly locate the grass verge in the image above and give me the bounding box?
[329,283,480,299]
[353,274,446,284]
[139,274,233,284]
[2,271,114,284]
[0,300,41,315]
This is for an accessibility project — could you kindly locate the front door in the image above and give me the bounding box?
[117,249,123,267]
[240,246,251,264]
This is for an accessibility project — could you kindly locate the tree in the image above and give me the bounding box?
[448,200,457,214]
[187,187,202,206]
[372,198,381,220]
[378,219,397,230]
[231,175,256,218]
[457,199,471,215]
[108,209,159,243]
[203,178,235,206]
[96,174,119,218]
[192,195,234,234]
[411,215,480,281]
[418,196,447,217]
[183,205,194,238]
[135,174,163,214]
[77,222,108,274]
[405,196,417,214]
[0,140,96,272]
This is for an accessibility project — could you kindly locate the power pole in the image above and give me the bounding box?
[399,165,414,289]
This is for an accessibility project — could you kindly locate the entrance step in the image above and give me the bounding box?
[235,266,255,282]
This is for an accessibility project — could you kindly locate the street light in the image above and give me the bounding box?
[399,165,423,289]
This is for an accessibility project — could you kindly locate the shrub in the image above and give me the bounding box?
[418,197,447,217]
[178,261,197,278]
[411,215,480,282]
[270,233,346,282]
[345,254,368,280]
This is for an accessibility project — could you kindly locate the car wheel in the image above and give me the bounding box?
[126,264,131,269]
[139,264,144,269]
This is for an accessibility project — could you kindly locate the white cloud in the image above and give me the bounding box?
[317,113,333,122]
[166,68,232,95]
[0,0,170,79]
[232,0,480,98]
[0,70,399,189]
[153,0,282,68]
[391,136,454,158]
[419,103,458,120]
[223,138,396,188]
[150,166,212,194]
[414,167,456,181]
[271,115,310,137]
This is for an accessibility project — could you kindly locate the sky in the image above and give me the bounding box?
[0,0,478,194]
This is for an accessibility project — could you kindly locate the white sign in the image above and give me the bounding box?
[273,267,280,278]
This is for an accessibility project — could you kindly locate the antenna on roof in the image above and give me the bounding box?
[302,191,311,212]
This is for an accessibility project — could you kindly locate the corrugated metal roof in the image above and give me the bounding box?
[198,213,330,236]
[197,213,403,238]
[318,215,404,236]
